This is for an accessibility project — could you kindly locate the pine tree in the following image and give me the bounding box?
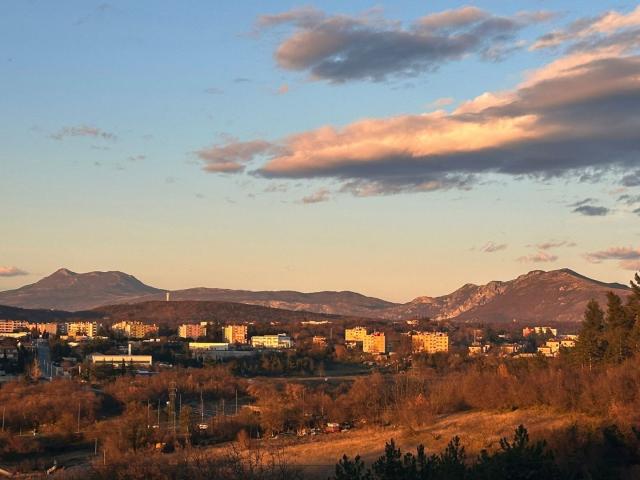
[575,299,605,369]
[604,292,633,362]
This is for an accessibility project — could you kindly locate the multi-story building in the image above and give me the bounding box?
[89,353,153,367]
[29,323,60,336]
[363,332,386,354]
[111,321,158,339]
[223,324,248,344]
[178,323,207,339]
[345,326,368,343]
[468,343,490,356]
[411,332,449,354]
[66,321,98,338]
[523,326,558,337]
[0,320,30,334]
[312,335,327,347]
[250,334,292,349]
[538,337,577,357]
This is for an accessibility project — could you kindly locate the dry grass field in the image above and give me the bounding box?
[250,407,598,479]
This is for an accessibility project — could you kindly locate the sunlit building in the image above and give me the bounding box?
[223,324,248,344]
[345,326,368,343]
[111,321,158,339]
[411,332,449,354]
[178,323,207,339]
[250,334,292,349]
[363,332,386,354]
[66,321,98,338]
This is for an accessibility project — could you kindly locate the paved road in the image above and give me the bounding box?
[36,339,53,379]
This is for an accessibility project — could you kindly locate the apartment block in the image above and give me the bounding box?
[411,332,449,354]
[66,321,98,338]
[523,326,558,337]
[250,334,292,349]
[345,326,368,343]
[0,320,30,334]
[29,322,60,336]
[363,332,386,354]
[178,323,207,339]
[223,324,248,344]
[111,321,159,339]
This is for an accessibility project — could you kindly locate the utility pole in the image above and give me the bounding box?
[1,407,4,432]
[147,400,150,427]
[235,389,238,415]
[200,390,204,423]
[157,399,161,427]
[94,438,98,456]
[169,381,177,432]
[76,403,81,434]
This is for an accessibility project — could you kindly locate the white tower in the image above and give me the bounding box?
[166,291,170,302]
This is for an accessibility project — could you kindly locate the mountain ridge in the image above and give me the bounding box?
[0,267,631,323]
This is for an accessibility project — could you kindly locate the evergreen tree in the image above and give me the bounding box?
[604,292,633,362]
[575,299,606,369]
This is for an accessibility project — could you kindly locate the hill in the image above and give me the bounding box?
[0,267,632,323]
[0,268,161,311]
[380,269,630,323]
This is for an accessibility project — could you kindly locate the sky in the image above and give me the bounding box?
[1,0,640,302]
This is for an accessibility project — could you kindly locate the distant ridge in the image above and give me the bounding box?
[0,267,631,323]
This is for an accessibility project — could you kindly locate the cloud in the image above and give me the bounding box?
[618,194,640,205]
[572,205,610,216]
[257,6,551,83]
[532,5,640,51]
[301,188,330,204]
[430,97,455,108]
[277,83,290,95]
[0,266,28,277]
[517,252,558,263]
[51,125,117,141]
[201,7,640,197]
[205,87,224,95]
[127,155,146,162]
[622,169,640,186]
[536,240,567,250]
[196,139,280,173]
[479,241,507,253]
[585,246,640,270]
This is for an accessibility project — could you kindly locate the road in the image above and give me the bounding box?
[36,339,53,379]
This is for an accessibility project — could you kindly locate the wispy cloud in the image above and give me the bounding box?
[196,139,281,173]
[256,6,552,83]
[479,241,507,253]
[301,188,330,204]
[572,205,610,216]
[517,252,558,263]
[204,87,224,95]
[585,246,640,270]
[51,125,117,141]
[0,266,28,277]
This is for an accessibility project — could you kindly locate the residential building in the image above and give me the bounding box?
[345,326,368,343]
[66,321,97,338]
[499,343,522,355]
[411,332,449,354]
[178,323,207,339]
[523,326,558,337]
[363,332,386,354]
[0,320,30,334]
[312,335,327,347]
[538,336,577,357]
[89,354,153,367]
[111,321,159,339]
[29,322,60,336]
[468,343,490,356]
[223,324,248,344]
[188,342,229,352]
[250,334,292,349]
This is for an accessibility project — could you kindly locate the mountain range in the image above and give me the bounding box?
[0,267,631,323]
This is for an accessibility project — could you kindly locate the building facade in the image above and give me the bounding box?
[250,334,292,349]
[0,320,30,334]
[363,332,386,354]
[345,326,368,343]
[89,354,152,367]
[66,321,98,338]
[112,321,159,339]
[411,332,449,354]
[223,324,248,344]
[178,323,207,339]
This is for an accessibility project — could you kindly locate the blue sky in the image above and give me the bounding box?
[1,1,639,301]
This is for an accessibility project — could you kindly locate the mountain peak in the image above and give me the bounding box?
[52,268,76,276]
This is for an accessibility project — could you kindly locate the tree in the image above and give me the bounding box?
[604,292,633,362]
[575,299,606,369]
